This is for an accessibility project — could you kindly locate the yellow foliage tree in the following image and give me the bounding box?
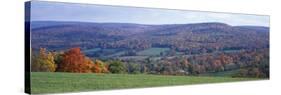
[31,48,56,72]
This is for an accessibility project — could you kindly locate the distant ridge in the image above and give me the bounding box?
[31,21,269,52]
[31,21,269,30]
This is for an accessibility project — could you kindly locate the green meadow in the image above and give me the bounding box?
[31,72,261,94]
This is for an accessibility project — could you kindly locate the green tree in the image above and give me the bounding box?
[108,61,125,73]
[126,63,141,74]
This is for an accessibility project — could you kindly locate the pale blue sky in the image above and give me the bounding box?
[30,1,269,26]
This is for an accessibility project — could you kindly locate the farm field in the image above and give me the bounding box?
[83,47,171,58]
[137,48,170,56]
[31,72,261,94]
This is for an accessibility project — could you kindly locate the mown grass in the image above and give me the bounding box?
[199,69,240,77]
[31,72,261,94]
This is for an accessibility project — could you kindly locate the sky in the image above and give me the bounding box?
[30,1,270,26]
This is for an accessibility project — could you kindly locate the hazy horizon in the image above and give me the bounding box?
[31,20,270,27]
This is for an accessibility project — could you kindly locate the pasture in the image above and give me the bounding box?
[31,72,259,94]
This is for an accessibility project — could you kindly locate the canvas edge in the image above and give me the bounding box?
[24,1,31,94]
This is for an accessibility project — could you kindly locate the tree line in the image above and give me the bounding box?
[31,47,269,78]
[31,47,125,74]
[135,49,269,78]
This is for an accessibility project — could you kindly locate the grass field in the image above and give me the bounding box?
[31,72,261,94]
[137,48,170,56]
[199,70,240,77]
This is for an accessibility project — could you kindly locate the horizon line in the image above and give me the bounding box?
[30,20,269,27]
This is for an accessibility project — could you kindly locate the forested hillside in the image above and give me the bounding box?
[30,21,269,78]
[31,21,269,53]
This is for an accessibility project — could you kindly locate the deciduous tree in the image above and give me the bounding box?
[31,48,56,72]
[108,61,125,73]
[57,47,91,73]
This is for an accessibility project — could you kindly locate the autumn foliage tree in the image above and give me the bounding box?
[92,59,109,73]
[31,48,56,72]
[32,47,109,73]
[57,47,92,73]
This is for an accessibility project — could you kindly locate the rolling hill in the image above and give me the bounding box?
[30,21,269,54]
